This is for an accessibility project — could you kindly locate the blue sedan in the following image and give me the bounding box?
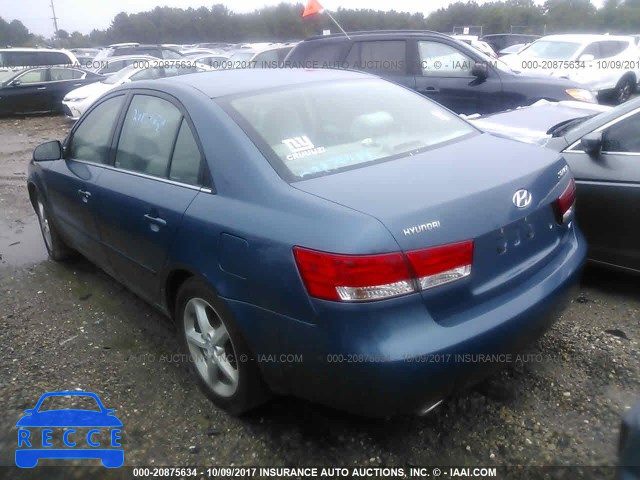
[28,69,586,416]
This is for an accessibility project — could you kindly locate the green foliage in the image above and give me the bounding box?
[2,0,640,48]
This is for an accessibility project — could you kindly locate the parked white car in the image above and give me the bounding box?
[227,43,297,68]
[89,55,157,76]
[0,48,77,69]
[501,34,640,104]
[62,61,211,120]
[452,35,498,58]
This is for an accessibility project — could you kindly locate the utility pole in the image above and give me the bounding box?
[50,0,60,35]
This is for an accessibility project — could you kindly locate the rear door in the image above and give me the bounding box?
[95,92,204,302]
[44,94,126,267]
[415,40,503,114]
[563,109,640,270]
[46,68,87,111]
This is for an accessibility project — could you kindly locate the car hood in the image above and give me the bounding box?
[293,133,567,252]
[16,410,123,427]
[64,81,114,100]
[467,100,612,145]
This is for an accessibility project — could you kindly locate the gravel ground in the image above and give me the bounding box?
[0,115,638,478]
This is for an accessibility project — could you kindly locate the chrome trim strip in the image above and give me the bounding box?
[64,158,206,191]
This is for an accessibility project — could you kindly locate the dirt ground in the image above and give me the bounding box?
[0,115,638,478]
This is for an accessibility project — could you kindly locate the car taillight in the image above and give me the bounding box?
[292,247,414,302]
[553,178,576,225]
[405,241,474,290]
[293,240,474,302]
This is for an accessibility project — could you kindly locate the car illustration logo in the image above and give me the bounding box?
[15,391,123,468]
[512,189,532,209]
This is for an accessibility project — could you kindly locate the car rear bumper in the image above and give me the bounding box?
[227,226,586,416]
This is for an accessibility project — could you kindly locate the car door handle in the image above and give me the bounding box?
[73,83,82,86]
[144,214,167,227]
[77,189,91,203]
[36,87,47,90]
[423,86,439,92]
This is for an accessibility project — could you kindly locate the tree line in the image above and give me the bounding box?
[2,0,640,49]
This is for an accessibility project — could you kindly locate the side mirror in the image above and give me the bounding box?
[33,140,63,162]
[10,80,21,87]
[579,54,595,62]
[580,131,602,156]
[471,62,489,79]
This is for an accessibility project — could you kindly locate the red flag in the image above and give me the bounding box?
[302,0,323,17]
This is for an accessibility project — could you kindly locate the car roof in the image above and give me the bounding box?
[104,54,158,62]
[0,47,72,53]
[539,34,634,43]
[155,68,373,98]
[303,29,448,41]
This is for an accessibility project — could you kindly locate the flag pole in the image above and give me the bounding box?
[324,10,350,39]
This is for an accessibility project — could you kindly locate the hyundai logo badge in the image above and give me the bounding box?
[512,189,532,209]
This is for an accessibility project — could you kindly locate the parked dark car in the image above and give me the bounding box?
[469,97,640,272]
[0,67,103,115]
[28,69,585,416]
[480,33,541,53]
[619,403,640,480]
[284,30,595,114]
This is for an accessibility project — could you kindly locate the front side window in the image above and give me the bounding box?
[344,41,406,74]
[70,95,125,164]
[225,78,476,181]
[115,95,183,177]
[419,41,474,77]
[602,113,640,153]
[16,69,47,84]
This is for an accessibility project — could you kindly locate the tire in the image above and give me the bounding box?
[175,278,270,415]
[614,76,635,105]
[34,193,74,261]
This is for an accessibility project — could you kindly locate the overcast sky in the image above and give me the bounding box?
[6,0,606,37]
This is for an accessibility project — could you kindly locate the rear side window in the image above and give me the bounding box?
[288,43,344,66]
[599,41,630,58]
[115,95,183,177]
[70,96,125,164]
[169,120,202,185]
[41,52,72,65]
[344,41,406,74]
[50,68,84,80]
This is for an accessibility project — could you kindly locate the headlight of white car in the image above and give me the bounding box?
[64,96,87,102]
[566,88,597,103]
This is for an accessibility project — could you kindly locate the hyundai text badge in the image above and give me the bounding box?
[512,189,532,209]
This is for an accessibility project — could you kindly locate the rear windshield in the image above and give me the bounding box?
[223,78,476,181]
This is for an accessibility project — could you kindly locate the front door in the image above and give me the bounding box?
[564,110,640,271]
